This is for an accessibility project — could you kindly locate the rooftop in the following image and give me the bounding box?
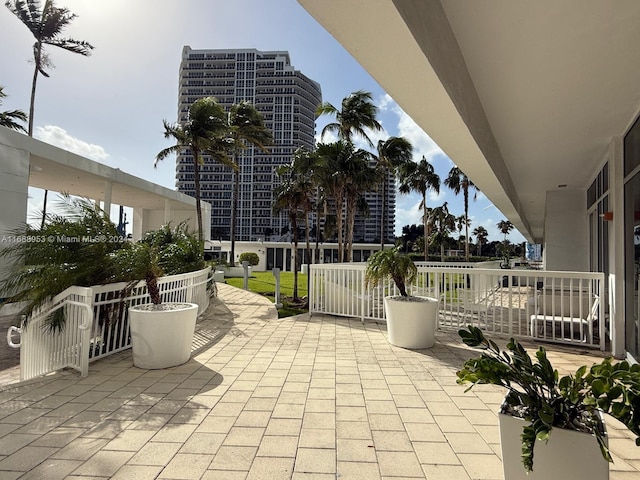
[0,284,637,479]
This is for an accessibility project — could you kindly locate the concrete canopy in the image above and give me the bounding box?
[298,0,640,243]
[1,126,200,215]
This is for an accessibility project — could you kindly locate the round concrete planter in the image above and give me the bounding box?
[384,296,438,349]
[224,266,252,278]
[128,303,198,369]
[499,406,608,479]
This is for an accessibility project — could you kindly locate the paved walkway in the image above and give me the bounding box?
[0,284,638,479]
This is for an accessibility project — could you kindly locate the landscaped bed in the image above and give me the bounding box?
[224,271,308,318]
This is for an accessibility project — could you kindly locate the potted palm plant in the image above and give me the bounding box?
[114,223,205,369]
[365,247,438,349]
[457,325,640,479]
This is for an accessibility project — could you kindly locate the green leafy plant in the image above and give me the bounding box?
[457,326,640,472]
[110,222,205,306]
[364,247,417,297]
[238,252,260,266]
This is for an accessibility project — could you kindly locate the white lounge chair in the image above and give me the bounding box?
[530,291,599,343]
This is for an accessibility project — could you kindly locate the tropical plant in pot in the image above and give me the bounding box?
[364,247,438,349]
[113,222,205,369]
[457,325,640,479]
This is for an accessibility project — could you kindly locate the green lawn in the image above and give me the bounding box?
[224,271,308,317]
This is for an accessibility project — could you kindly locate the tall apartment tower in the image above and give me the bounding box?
[176,46,322,242]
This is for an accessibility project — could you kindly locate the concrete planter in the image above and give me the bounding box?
[499,407,608,479]
[128,303,198,369]
[384,296,438,349]
[224,266,252,278]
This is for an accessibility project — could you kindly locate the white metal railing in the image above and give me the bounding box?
[309,264,608,351]
[8,267,213,381]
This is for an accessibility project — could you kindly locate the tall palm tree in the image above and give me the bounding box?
[472,225,489,256]
[444,166,478,262]
[316,90,383,147]
[316,141,379,262]
[6,0,94,227]
[289,148,327,265]
[497,219,514,265]
[228,101,272,265]
[156,97,232,244]
[273,175,312,300]
[6,0,94,136]
[315,141,349,262]
[373,137,413,249]
[430,202,456,261]
[398,156,441,261]
[344,156,380,261]
[0,86,27,132]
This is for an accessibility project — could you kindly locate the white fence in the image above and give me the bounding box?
[7,267,212,381]
[309,264,608,351]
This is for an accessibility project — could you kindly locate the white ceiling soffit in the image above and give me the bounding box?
[0,127,197,212]
[298,0,640,243]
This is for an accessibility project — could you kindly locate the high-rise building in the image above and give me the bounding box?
[176,46,396,246]
[176,46,322,241]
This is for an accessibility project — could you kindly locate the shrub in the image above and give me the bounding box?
[239,252,260,266]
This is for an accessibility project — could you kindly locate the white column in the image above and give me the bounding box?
[610,137,625,358]
[103,181,113,219]
[164,199,171,224]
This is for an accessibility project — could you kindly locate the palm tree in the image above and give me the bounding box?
[0,86,27,132]
[316,90,383,147]
[6,0,94,227]
[430,202,456,261]
[156,97,233,244]
[6,0,94,136]
[343,150,380,262]
[316,141,379,262]
[398,156,441,261]
[497,219,514,266]
[292,148,328,265]
[472,225,489,256]
[373,137,413,249]
[273,175,312,300]
[444,166,478,262]
[315,141,349,262]
[228,101,272,264]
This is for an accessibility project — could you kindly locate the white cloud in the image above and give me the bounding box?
[395,197,424,232]
[428,189,446,203]
[378,94,444,163]
[34,125,109,162]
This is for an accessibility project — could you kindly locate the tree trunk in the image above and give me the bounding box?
[380,170,387,250]
[464,186,470,262]
[40,189,48,229]
[334,191,344,263]
[291,213,299,300]
[423,193,429,261]
[193,147,204,244]
[28,43,41,137]
[230,154,239,265]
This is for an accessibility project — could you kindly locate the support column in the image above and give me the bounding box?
[164,199,171,224]
[610,137,625,358]
[103,181,113,219]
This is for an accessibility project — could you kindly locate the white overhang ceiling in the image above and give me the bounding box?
[299,0,640,243]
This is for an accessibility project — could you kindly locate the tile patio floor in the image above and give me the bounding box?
[0,283,638,479]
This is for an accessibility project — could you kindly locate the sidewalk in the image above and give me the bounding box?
[0,283,637,479]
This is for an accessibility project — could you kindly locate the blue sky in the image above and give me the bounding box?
[0,0,525,243]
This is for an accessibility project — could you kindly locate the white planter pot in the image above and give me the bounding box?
[128,303,198,369]
[224,266,252,278]
[499,407,608,480]
[384,296,438,349]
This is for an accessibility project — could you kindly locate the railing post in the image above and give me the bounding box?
[242,261,250,290]
[272,268,283,309]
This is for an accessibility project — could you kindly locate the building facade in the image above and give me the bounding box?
[176,46,322,242]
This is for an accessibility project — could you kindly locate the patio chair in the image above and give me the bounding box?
[529,290,599,343]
